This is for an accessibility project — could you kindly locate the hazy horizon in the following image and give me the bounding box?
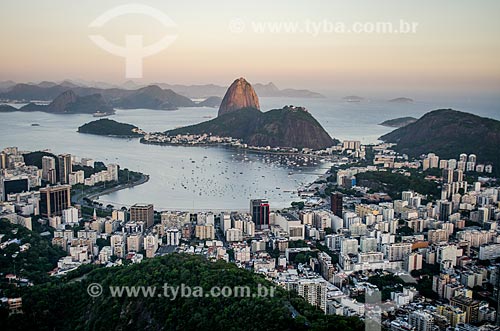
[2,0,500,96]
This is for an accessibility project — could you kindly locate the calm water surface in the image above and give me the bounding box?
[1,96,498,209]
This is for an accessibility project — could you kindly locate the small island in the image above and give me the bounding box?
[388,97,414,103]
[78,118,145,137]
[342,95,364,102]
[379,116,417,128]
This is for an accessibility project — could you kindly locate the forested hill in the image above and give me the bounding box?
[380,109,500,175]
[2,253,363,331]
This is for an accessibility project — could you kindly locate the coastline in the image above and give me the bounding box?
[78,132,143,139]
[140,137,337,159]
[86,173,150,200]
[72,173,150,205]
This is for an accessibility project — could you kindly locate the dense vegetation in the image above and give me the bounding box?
[2,254,363,331]
[0,219,66,285]
[78,119,143,137]
[366,274,406,301]
[22,151,58,171]
[166,106,337,150]
[356,170,440,200]
[381,109,500,176]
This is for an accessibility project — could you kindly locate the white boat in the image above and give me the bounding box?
[93,111,109,117]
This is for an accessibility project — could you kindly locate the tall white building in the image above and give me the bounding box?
[68,170,85,185]
[479,244,500,260]
[383,243,412,261]
[296,278,328,313]
[436,245,462,267]
[340,238,358,255]
[404,252,423,273]
[144,233,159,258]
[107,164,119,182]
[409,311,434,331]
[166,228,180,246]
[226,228,243,242]
[402,191,414,204]
[110,234,125,257]
[42,156,56,184]
[62,207,79,225]
[221,212,231,232]
[127,234,143,252]
[360,237,377,253]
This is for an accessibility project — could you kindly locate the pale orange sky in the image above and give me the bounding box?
[1,0,499,94]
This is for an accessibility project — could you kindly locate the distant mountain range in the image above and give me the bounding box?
[253,82,324,98]
[0,83,196,109]
[112,85,195,110]
[0,83,207,113]
[0,80,324,99]
[197,96,222,107]
[138,81,324,98]
[380,109,500,175]
[20,90,114,114]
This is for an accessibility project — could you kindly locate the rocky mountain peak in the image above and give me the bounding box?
[218,77,260,116]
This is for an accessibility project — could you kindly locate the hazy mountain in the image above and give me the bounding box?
[0,80,324,102]
[254,82,324,98]
[37,81,59,88]
[0,83,71,100]
[0,84,195,110]
[59,80,82,88]
[0,80,325,113]
[197,96,222,107]
[155,83,228,98]
[113,85,195,110]
[155,82,324,98]
[20,90,114,114]
[0,80,16,91]
[120,80,143,90]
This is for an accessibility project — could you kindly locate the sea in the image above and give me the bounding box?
[1,95,499,210]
